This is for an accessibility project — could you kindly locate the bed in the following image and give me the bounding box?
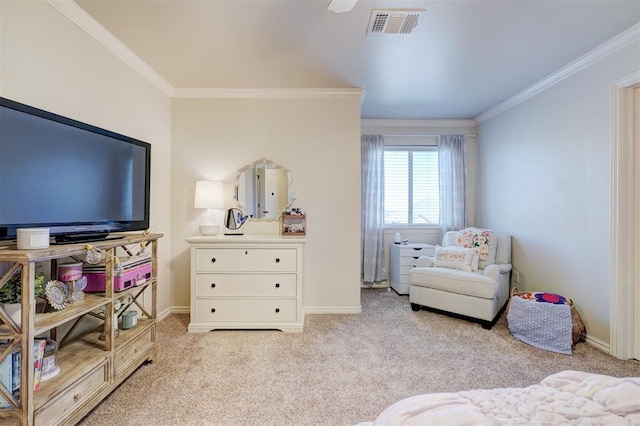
[358,370,640,425]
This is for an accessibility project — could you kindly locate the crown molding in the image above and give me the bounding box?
[47,0,174,96]
[172,87,365,99]
[362,118,476,128]
[475,23,640,124]
[43,2,364,102]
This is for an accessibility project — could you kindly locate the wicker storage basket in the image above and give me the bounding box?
[507,288,585,345]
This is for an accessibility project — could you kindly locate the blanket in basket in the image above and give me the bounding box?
[507,295,573,354]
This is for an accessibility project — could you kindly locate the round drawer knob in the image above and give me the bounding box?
[211,308,216,313]
[210,283,216,288]
[211,258,216,263]
[275,283,280,288]
[275,308,280,313]
[275,258,280,263]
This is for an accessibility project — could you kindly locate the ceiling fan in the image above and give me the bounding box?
[328,0,358,13]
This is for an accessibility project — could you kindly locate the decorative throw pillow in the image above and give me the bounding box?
[469,249,480,272]
[455,227,496,269]
[432,245,477,272]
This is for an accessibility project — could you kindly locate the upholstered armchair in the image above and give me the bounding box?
[409,229,512,329]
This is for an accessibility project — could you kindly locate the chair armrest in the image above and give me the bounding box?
[415,256,434,267]
[483,263,512,279]
[483,264,500,279]
[497,263,512,273]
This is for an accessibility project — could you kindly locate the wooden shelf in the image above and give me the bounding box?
[0,233,162,425]
[34,295,109,335]
[114,318,153,347]
[34,332,107,409]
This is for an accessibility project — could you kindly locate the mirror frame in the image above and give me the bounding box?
[233,158,296,221]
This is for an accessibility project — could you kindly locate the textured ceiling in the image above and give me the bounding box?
[75,0,640,119]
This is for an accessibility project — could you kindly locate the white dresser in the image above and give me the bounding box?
[186,235,306,332]
[389,242,435,295]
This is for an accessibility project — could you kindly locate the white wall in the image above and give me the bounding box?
[171,96,362,313]
[0,1,173,314]
[476,40,640,346]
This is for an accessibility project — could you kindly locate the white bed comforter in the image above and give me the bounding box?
[359,370,640,425]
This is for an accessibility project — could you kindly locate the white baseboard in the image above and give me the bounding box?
[158,306,189,321]
[361,283,390,289]
[583,334,610,354]
[304,306,362,315]
[158,305,363,321]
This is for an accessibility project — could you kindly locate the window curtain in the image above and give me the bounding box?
[439,135,466,235]
[361,135,386,284]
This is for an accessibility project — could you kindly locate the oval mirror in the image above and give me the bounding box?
[234,159,295,220]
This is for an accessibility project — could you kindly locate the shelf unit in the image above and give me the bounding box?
[0,232,162,426]
[280,214,306,236]
[389,242,435,295]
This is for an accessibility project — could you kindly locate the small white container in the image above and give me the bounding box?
[17,228,50,250]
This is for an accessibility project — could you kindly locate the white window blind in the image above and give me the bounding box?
[384,147,439,225]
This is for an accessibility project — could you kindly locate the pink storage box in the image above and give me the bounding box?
[84,261,153,293]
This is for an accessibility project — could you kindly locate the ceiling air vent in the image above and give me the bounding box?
[367,9,425,35]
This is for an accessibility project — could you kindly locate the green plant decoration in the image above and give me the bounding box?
[0,272,46,304]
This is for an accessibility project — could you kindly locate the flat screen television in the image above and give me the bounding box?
[0,96,151,244]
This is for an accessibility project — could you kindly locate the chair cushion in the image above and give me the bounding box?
[410,267,497,299]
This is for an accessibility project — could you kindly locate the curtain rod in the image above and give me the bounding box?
[382,134,476,138]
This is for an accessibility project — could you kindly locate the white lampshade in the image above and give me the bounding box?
[194,181,224,236]
[194,181,223,209]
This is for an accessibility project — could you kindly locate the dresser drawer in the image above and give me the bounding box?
[195,248,297,272]
[400,265,419,275]
[35,361,108,425]
[195,273,296,297]
[399,256,423,267]
[398,246,434,257]
[399,246,434,266]
[195,298,296,322]
[399,273,412,285]
[114,325,155,375]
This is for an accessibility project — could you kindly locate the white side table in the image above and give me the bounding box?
[389,242,435,295]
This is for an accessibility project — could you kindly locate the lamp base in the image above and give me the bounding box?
[199,224,219,236]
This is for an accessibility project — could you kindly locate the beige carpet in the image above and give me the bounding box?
[79,288,640,425]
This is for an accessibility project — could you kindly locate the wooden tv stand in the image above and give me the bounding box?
[0,232,162,425]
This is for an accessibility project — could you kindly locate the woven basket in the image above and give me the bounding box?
[507,288,585,345]
[569,299,586,345]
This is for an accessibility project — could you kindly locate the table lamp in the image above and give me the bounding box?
[194,181,224,235]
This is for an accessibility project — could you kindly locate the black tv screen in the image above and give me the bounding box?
[0,97,151,243]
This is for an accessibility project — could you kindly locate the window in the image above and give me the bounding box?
[384,147,439,225]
